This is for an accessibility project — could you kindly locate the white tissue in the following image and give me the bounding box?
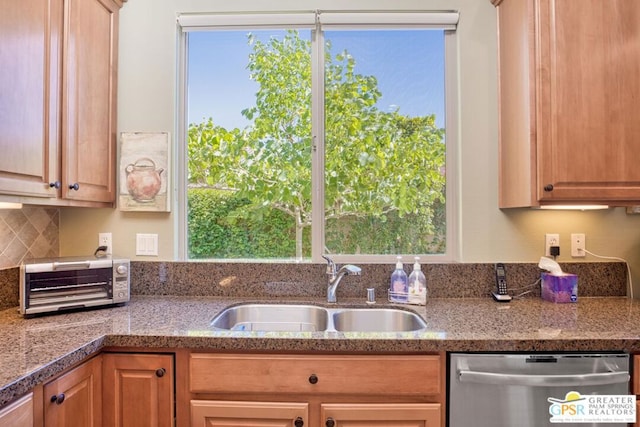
[538,256,564,275]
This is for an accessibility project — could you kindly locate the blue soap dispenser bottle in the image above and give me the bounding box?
[389,256,408,302]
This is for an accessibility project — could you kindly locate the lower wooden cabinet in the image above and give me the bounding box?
[321,403,441,426]
[43,355,102,427]
[188,353,444,427]
[190,400,440,427]
[0,392,34,427]
[102,352,174,427]
[0,351,175,427]
[191,400,308,427]
[0,350,443,427]
[0,355,103,427]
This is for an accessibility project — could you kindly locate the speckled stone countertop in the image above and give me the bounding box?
[2,295,640,407]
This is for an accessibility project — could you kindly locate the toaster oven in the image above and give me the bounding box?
[20,256,130,317]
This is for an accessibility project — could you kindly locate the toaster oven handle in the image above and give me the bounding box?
[53,261,92,270]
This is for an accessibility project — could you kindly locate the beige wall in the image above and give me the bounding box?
[60,0,640,295]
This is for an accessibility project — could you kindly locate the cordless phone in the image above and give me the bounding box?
[492,262,512,302]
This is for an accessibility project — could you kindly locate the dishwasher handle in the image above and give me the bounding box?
[458,370,629,387]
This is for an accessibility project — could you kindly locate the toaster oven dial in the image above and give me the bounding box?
[116,265,128,275]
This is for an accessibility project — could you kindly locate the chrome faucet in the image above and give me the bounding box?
[322,255,362,303]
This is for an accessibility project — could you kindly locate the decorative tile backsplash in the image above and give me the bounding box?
[0,207,59,269]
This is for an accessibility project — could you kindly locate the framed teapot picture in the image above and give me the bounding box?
[119,132,170,212]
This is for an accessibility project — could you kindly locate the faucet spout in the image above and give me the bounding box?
[324,257,361,303]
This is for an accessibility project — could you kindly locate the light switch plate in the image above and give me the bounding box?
[136,233,158,256]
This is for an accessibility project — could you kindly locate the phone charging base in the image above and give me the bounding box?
[492,291,512,302]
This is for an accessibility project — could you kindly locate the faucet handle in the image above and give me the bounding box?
[321,255,336,275]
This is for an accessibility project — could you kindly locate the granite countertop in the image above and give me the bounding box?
[2,295,640,406]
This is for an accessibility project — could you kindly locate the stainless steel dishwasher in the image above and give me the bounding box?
[449,353,631,427]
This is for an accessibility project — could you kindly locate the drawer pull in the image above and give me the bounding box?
[50,393,65,405]
[155,368,166,377]
[326,417,335,427]
[294,416,304,427]
[69,183,80,191]
[49,181,61,189]
[308,374,318,384]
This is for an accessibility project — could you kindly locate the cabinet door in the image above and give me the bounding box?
[190,400,309,427]
[0,393,34,427]
[102,353,174,427]
[0,0,61,198]
[321,403,441,427]
[535,0,640,203]
[495,0,640,207]
[61,0,119,203]
[43,356,102,427]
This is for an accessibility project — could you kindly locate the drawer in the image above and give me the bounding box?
[190,353,441,396]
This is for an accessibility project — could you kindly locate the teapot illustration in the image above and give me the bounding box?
[125,157,164,202]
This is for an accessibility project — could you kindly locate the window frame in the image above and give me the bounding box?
[176,11,460,263]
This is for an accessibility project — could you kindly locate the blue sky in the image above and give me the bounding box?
[187,29,445,129]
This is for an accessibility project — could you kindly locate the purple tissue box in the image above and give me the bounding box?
[541,272,578,303]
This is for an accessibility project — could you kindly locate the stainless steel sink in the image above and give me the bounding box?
[211,303,428,333]
[332,308,428,332]
[210,304,329,332]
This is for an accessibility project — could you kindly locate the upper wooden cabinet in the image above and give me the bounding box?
[492,0,640,207]
[62,0,121,204]
[0,0,62,199]
[0,0,125,207]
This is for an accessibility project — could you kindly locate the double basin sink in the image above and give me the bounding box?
[211,303,428,333]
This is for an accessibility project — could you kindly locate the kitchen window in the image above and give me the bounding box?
[177,11,459,263]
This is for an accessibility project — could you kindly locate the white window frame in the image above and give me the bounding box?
[176,11,460,263]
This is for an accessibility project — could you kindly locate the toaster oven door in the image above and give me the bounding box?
[22,267,114,315]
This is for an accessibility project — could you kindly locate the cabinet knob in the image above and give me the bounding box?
[325,418,335,427]
[49,181,61,189]
[68,183,80,191]
[544,184,554,192]
[294,417,304,427]
[308,374,318,384]
[155,368,166,378]
[50,393,65,405]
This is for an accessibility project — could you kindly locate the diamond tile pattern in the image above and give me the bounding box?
[0,207,59,269]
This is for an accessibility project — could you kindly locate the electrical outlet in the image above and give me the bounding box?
[571,233,586,257]
[545,233,560,257]
[98,232,112,255]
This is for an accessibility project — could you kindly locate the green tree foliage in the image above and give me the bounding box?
[188,30,446,258]
[188,188,310,258]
